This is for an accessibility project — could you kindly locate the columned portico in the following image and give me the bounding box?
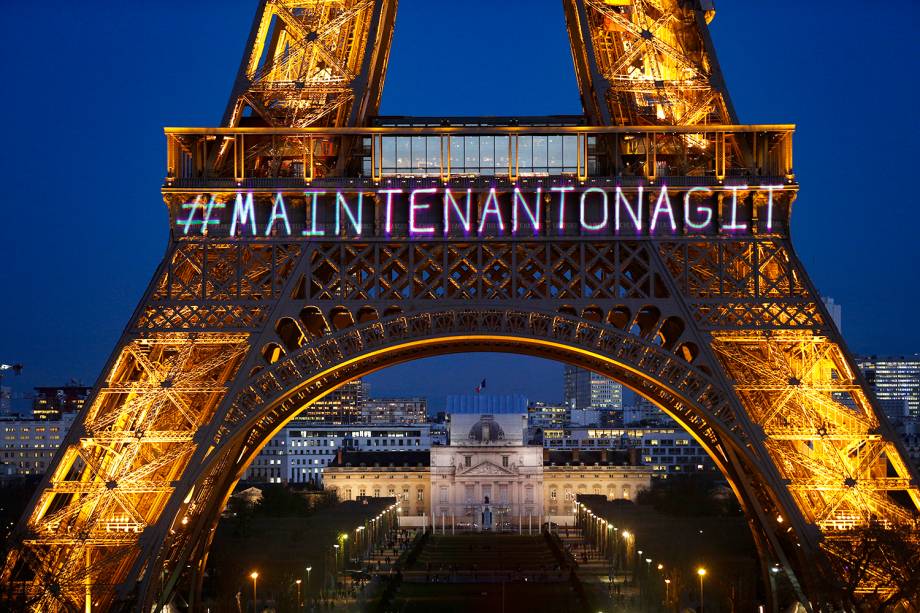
[431,411,544,531]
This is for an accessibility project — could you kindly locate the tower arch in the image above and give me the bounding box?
[143,307,808,610]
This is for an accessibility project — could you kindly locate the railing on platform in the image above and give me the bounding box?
[164,124,795,187]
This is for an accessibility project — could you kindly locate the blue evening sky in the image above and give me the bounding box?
[0,1,917,410]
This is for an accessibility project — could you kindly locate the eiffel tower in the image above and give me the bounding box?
[3,1,918,610]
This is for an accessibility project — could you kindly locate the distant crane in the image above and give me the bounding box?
[0,363,24,379]
[0,363,24,410]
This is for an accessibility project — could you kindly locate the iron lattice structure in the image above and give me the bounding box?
[564,0,734,126]
[3,1,918,611]
[223,0,397,129]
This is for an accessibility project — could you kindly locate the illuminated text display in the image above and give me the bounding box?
[176,185,792,239]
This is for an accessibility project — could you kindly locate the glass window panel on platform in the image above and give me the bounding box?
[396,137,411,172]
[427,136,441,174]
[532,135,548,171]
[374,134,578,176]
[363,137,372,176]
[495,135,509,172]
[450,137,464,174]
[381,137,396,174]
[587,136,599,175]
[464,136,479,174]
[480,136,495,176]
[411,136,426,172]
[566,135,578,171]
[548,136,563,170]
[518,136,533,174]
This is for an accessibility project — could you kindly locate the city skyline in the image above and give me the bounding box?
[2,1,918,403]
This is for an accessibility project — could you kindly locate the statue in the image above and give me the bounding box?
[481,495,493,531]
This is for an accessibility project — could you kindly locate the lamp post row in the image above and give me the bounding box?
[246,502,398,611]
[574,501,710,612]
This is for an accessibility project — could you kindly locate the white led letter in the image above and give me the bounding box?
[336,191,363,235]
[579,187,608,231]
[443,188,472,234]
[723,185,748,231]
[762,185,784,232]
[379,188,402,234]
[552,186,575,230]
[683,187,713,230]
[649,186,676,232]
[229,192,257,236]
[478,188,505,234]
[614,186,643,232]
[512,187,542,234]
[302,190,326,236]
[265,193,292,236]
[409,188,437,234]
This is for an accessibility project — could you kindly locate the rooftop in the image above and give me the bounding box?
[543,450,637,467]
[328,450,430,469]
[446,395,529,414]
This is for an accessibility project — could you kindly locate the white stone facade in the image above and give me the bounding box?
[430,411,543,530]
[431,442,545,530]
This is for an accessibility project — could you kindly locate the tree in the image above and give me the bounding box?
[825,522,920,612]
[254,485,311,517]
[635,474,741,517]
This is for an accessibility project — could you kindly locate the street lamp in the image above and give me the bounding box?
[697,567,707,612]
[295,579,302,609]
[306,565,312,599]
[333,545,341,598]
[664,578,671,604]
[355,526,364,560]
[605,524,614,561]
[249,571,259,613]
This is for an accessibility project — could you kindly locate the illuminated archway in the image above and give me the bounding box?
[145,308,809,610]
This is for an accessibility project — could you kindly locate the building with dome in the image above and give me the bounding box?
[325,402,653,531]
[430,408,544,530]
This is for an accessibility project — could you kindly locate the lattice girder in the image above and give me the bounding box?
[140,305,807,609]
[4,0,919,609]
[2,334,249,610]
[565,0,734,126]
[6,226,918,609]
[711,330,920,599]
[223,0,397,130]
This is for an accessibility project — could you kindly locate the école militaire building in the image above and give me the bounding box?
[324,406,651,529]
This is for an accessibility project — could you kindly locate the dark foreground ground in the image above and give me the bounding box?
[393,582,583,613]
[392,534,582,613]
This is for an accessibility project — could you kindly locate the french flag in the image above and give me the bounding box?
[474,379,487,394]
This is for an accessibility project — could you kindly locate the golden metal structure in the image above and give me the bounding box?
[564,0,734,126]
[223,0,397,129]
[4,334,249,610]
[3,2,917,611]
